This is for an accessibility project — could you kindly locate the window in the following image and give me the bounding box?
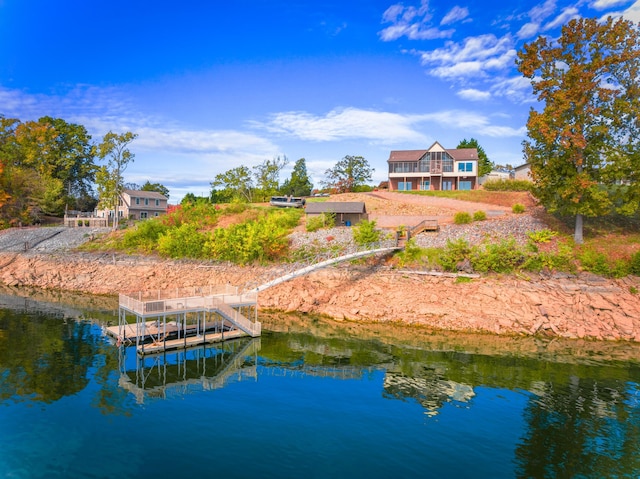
[442,180,453,191]
[144,198,149,206]
[459,181,472,190]
[135,198,140,205]
[457,162,473,172]
[154,212,159,217]
[155,199,159,206]
[398,181,412,191]
[421,180,430,191]
[140,212,148,219]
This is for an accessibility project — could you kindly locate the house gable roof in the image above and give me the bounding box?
[446,148,478,161]
[388,150,428,162]
[123,189,168,200]
[305,202,367,214]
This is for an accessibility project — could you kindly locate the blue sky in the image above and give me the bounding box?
[1,0,638,202]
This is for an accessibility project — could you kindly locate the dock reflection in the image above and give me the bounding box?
[118,337,260,404]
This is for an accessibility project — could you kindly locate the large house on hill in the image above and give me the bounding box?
[387,141,479,192]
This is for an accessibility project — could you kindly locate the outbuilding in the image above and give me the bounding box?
[305,201,368,226]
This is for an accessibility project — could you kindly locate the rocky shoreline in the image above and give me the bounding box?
[0,228,639,343]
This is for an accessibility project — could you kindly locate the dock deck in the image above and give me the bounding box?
[110,284,261,355]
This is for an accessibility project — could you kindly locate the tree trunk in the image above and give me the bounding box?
[574,214,583,244]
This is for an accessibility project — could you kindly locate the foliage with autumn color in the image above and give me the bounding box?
[516,16,640,244]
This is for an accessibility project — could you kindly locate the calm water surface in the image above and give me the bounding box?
[0,293,639,478]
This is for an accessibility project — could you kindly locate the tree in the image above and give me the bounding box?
[457,138,493,177]
[322,155,374,193]
[253,156,288,202]
[516,16,640,244]
[14,117,95,214]
[93,131,138,229]
[281,158,313,197]
[140,180,170,199]
[211,166,254,203]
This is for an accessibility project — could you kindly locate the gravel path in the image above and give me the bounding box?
[0,227,111,253]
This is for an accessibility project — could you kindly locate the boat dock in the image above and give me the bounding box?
[105,284,261,355]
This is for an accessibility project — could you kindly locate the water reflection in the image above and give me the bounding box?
[1,293,640,478]
[118,338,260,403]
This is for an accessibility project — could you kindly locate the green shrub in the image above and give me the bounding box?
[157,223,208,259]
[527,228,557,244]
[473,210,487,221]
[453,212,472,224]
[512,203,526,214]
[439,239,472,272]
[579,249,611,276]
[306,212,335,232]
[121,219,169,253]
[483,179,533,191]
[352,219,380,246]
[630,250,640,276]
[395,239,424,267]
[472,238,525,273]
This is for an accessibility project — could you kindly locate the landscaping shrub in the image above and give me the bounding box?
[157,223,208,259]
[453,212,472,224]
[527,229,557,244]
[579,249,612,276]
[439,238,472,272]
[306,212,335,232]
[472,238,525,273]
[395,238,424,267]
[473,210,487,221]
[352,219,380,246]
[121,218,169,253]
[483,179,533,191]
[631,250,640,276]
[512,203,526,214]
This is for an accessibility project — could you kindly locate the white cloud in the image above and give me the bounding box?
[255,107,430,144]
[379,0,455,40]
[591,0,630,9]
[416,34,516,79]
[441,6,470,26]
[621,0,640,22]
[457,88,491,101]
[543,6,580,30]
[416,110,525,137]
[517,22,541,39]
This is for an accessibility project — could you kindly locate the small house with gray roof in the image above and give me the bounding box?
[305,201,368,226]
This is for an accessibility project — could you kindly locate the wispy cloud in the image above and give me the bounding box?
[543,6,580,30]
[413,34,516,79]
[379,0,454,40]
[255,106,524,145]
[441,6,470,25]
[254,107,430,144]
[591,0,631,9]
[457,88,491,101]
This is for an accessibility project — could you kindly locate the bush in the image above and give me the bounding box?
[630,251,640,276]
[121,219,169,253]
[472,238,525,273]
[473,210,487,221]
[352,219,380,246]
[527,229,557,244]
[439,239,472,272]
[306,212,335,232]
[483,179,533,191]
[579,249,611,276]
[157,223,208,259]
[395,239,424,267]
[453,212,472,224]
[512,203,526,214]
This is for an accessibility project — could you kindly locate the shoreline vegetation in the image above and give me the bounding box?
[0,190,639,345]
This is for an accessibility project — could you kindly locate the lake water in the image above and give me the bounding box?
[0,291,639,479]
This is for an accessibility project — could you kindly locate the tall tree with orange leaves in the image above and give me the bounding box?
[516,16,640,243]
